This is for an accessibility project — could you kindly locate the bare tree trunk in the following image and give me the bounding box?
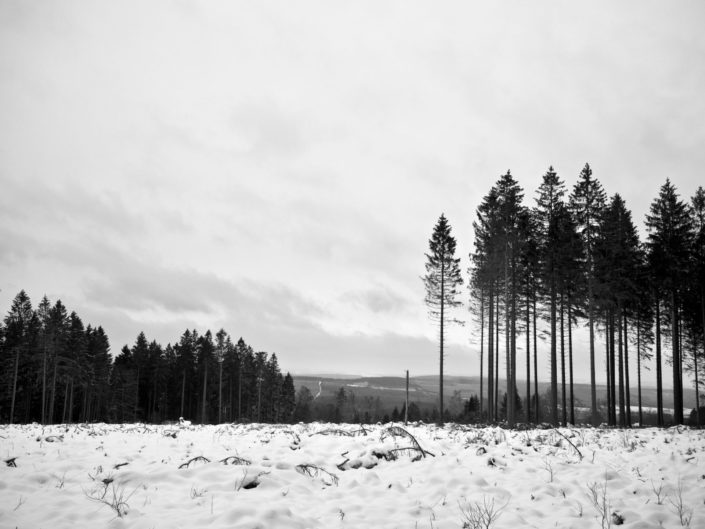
[533,297,539,423]
[672,290,683,424]
[655,295,664,426]
[439,258,445,425]
[637,315,643,426]
[618,305,625,427]
[218,361,223,424]
[201,361,208,424]
[560,294,566,426]
[41,351,47,425]
[487,286,494,421]
[405,370,409,425]
[49,358,57,424]
[624,312,631,427]
[550,276,558,426]
[568,298,575,426]
[180,371,186,418]
[526,294,531,424]
[62,379,69,424]
[10,348,19,425]
[605,315,611,425]
[480,291,484,419]
[495,292,500,421]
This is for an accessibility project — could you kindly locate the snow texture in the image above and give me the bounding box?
[1,422,704,528]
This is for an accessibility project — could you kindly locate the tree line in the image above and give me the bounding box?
[425,166,704,427]
[0,291,297,425]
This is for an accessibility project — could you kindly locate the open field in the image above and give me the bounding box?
[1,422,704,528]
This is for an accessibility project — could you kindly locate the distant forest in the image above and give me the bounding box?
[0,291,306,424]
[424,165,704,427]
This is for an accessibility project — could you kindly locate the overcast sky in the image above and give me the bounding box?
[1,1,704,385]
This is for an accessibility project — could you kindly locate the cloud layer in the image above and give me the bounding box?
[1,1,704,381]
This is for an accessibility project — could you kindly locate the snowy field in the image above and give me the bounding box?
[1,423,704,529]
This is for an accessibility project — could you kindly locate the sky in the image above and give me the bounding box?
[1,1,704,385]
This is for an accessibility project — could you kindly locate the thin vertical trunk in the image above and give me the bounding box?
[180,371,186,418]
[10,348,19,425]
[568,298,575,426]
[605,315,611,424]
[238,365,242,421]
[526,294,531,424]
[550,277,558,426]
[672,290,683,424]
[49,358,57,424]
[560,294,566,426]
[487,286,494,422]
[637,316,643,426]
[218,361,223,424]
[589,276,598,425]
[697,288,704,427]
[405,370,409,425]
[655,295,664,426]
[533,297,539,423]
[62,379,69,423]
[439,258,445,424]
[505,247,511,424]
[41,351,47,425]
[624,312,631,427]
[618,306,625,427]
[609,308,617,426]
[134,367,140,422]
[495,292,500,420]
[201,362,208,424]
[68,378,74,424]
[480,292,484,419]
[257,374,262,422]
[510,254,517,427]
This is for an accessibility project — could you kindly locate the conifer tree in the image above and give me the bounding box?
[646,180,694,424]
[423,214,464,424]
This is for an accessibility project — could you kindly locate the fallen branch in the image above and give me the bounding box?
[5,457,17,468]
[295,464,339,486]
[553,428,583,460]
[220,456,251,466]
[179,456,211,469]
[381,426,435,458]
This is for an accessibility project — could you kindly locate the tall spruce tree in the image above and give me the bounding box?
[646,180,694,424]
[535,167,567,426]
[569,163,606,425]
[423,214,463,424]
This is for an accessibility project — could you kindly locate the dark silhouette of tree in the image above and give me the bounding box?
[646,179,694,425]
[423,213,463,424]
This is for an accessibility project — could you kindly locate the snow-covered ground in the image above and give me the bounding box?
[1,422,704,528]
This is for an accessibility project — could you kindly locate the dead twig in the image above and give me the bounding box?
[179,456,211,469]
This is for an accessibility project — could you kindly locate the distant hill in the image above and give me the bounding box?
[293,374,699,415]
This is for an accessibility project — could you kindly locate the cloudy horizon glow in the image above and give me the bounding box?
[2,1,704,386]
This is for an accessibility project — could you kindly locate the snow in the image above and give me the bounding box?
[1,422,704,528]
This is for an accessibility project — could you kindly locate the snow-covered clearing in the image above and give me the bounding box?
[1,422,704,528]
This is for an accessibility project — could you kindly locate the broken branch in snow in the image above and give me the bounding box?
[178,456,210,469]
[381,426,435,458]
[220,455,251,466]
[553,428,583,460]
[5,457,17,468]
[295,464,339,486]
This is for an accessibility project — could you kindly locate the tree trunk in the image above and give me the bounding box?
[609,311,616,426]
[480,292,484,419]
[487,286,494,422]
[589,274,598,425]
[41,351,47,425]
[180,371,186,418]
[201,361,208,424]
[655,295,663,426]
[550,276,558,426]
[533,297,539,423]
[637,315,643,426]
[672,290,683,424]
[218,361,223,424]
[526,294,531,424]
[624,312,631,427]
[405,370,409,425]
[618,305,625,427]
[495,292,500,421]
[560,293,566,426]
[439,258,445,425]
[10,348,19,425]
[568,298,575,426]
[49,358,57,424]
[605,314,611,425]
[505,246,512,425]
